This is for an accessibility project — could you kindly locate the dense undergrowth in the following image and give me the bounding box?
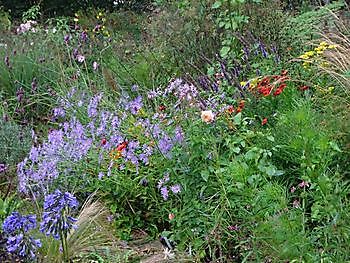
[0,0,349,262]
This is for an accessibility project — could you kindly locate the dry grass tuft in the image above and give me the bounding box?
[42,194,121,262]
[318,10,350,99]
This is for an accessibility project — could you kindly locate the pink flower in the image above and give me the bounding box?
[228,224,239,231]
[290,186,296,193]
[201,110,214,123]
[293,199,300,208]
[298,181,310,189]
[77,54,85,63]
[93,61,99,71]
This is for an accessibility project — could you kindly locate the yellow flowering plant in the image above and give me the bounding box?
[298,41,337,69]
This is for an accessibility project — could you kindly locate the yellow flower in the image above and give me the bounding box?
[328,86,335,92]
[328,44,337,49]
[299,54,309,60]
[303,61,310,69]
[320,61,330,68]
[240,81,246,87]
[320,41,328,47]
[305,51,315,57]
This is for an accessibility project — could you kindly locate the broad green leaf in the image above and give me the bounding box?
[212,1,222,9]
[220,46,230,57]
[233,112,242,125]
[201,170,209,182]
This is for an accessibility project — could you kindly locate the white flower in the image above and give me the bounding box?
[163,248,175,260]
[77,55,85,63]
[201,110,214,123]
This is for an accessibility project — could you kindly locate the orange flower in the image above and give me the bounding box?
[239,100,245,108]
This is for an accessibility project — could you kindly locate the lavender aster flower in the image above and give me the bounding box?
[88,94,102,118]
[53,107,65,118]
[160,186,169,200]
[170,184,181,194]
[127,96,143,115]
[64,34,71,43]
[158,135,173,157]
[131,84,138,91]
[173,126,184,144]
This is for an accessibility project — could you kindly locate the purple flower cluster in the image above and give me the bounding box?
[127,96,143,115]
[2,212,41,259]
[18,87,186,193]
[0,163,8,173]
[40,190,79,239]
[165,78,199,103]
[17,117,93,194]
[157,173,181,200]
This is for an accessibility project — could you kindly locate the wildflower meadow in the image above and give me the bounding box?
[0,0,349,262]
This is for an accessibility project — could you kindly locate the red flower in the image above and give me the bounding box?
[262,118,268,125]
[281,69,288,76]
[227,105,235,114]
[258,86,272,96]
[117,141,128,151]
[272,83,287,96]
[299,85,309,91]
[159,105,166,111]
[239,100,245,108]
[101,138,107,145]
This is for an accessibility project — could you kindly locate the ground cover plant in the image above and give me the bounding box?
[0,0,349,262]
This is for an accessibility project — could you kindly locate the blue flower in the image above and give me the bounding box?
[2,212,41,259]
[40,190,79,240]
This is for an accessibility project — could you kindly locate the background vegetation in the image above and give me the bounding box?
[0,0,349,262]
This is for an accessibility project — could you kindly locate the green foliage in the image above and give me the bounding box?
[0,119,31,166]
[0,6,11,32]
[281,1,345,55]
[0,196,21,227]
[22,4,42,22]
[0,1,349,262]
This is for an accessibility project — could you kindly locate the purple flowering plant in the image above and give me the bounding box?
[2,212,41,260]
